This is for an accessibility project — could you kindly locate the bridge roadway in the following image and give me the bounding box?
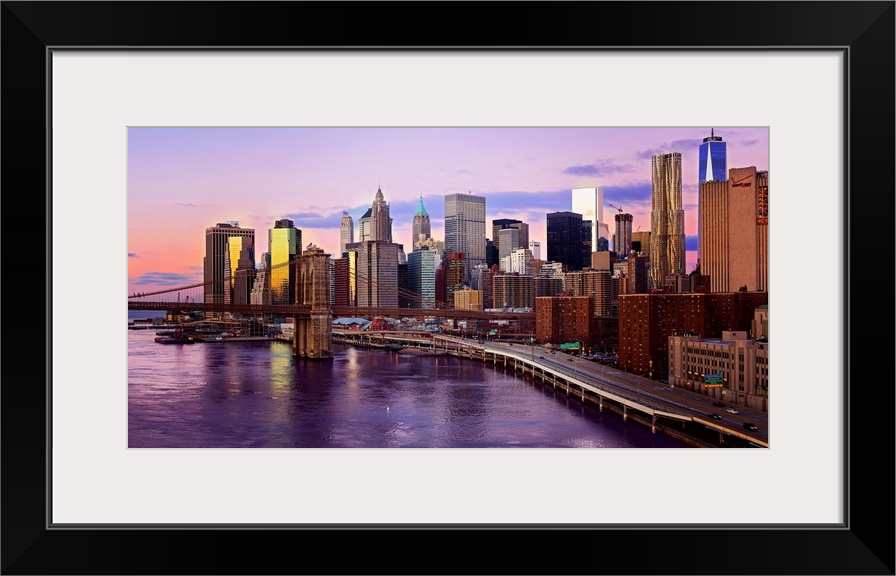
[338,330,769,447]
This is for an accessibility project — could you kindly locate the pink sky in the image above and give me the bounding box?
[127,127,768,296]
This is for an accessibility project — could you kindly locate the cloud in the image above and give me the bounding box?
[602,182,653,207]
[635,148,663,160]
[740,138,760,146]
[485,189,569,214]
[563,159,635,177]
[686,235,698,251]
[636,138,703,160]
[283,210,349,229]
[564,165,600,176]
[670,138,703,150]
[175,202,200,207]
[130,271,201,286]
[128,253,138,258]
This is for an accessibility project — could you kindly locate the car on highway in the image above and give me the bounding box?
[539,356,544,359]
[712,401,725,407]
[726,408,739,414]
[707,413,722,420]
[743,422,759,431]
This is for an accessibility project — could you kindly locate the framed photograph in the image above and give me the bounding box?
[3,2,892,574]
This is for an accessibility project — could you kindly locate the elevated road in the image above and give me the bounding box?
[346,332,768,447]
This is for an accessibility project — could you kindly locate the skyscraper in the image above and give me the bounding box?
[355,241,399,307]
[340,211,354,256]
[698,130,727,266]
[650,152,686,286]
[546,211,584,272]
[358,208,372,242]
[492,218,527,254]
[407,247,438,308]
[582,220,593,264]
[412,194,431,247]
[497,227,519,271]
[441,252,467,307]
[370,186,393,243]
[204,221,255,305]
[614,212,633,255]
[572,187,603,250]
[268,218,300,305]
[699,129,727,183]
[444,192,486,284]
[699,166,769,292]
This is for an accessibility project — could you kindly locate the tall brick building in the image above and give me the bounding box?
[535,296,593,347]
[618,291,768,378]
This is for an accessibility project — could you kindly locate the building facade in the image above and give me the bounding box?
[698,129,727,184]
[333,257,350,306]
[546,211,584,272]
[631,230,651,256]
[444,193,486,283]
[572,187,603,250]
[441,252,467,307]
[614,212,633,255]
[498,228,520,271]
[618,291,768,379]
[699,166,770,293]
[412,194,431,247]
[492,218,528,254]
[358,208,372,243]
[535,296,593,347]
[269,218,300,305]
[250,252,271,305]
[668,331,768,412]
[477,265,499,309]
[582,220,593,265]
[565,268,617,317]
[650,152,686,287]
[493,273,536,309]
[625,253,650,294]
[407,247,438,309]
[204,221,255,306]
[528,240,541,260]
[355,240,399,307]
[454,287,483,311]
[340,211,354,256]
[370,186,393,243]
[510,248,535,276]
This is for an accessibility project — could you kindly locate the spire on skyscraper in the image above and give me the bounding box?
[416,193,428,216]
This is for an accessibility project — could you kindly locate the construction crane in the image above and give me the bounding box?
[608,203,624,214]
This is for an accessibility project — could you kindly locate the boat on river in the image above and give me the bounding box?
[154,336,195,344]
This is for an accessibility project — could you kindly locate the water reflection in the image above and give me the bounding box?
[128,330,690,449]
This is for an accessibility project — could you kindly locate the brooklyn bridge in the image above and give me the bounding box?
[129,247,536,359]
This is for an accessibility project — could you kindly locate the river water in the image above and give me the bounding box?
[128,325,691,448]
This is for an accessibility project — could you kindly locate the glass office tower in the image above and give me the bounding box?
[444,192,486,284]
[698,129,727,183]
[269,218,300,305]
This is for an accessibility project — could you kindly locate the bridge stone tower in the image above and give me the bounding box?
[294,244,333,359]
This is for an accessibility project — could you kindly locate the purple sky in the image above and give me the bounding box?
[127,127,768,296]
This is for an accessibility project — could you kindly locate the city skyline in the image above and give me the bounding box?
[127,127,768,297]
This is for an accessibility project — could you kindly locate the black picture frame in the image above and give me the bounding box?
[2,2,893,574]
